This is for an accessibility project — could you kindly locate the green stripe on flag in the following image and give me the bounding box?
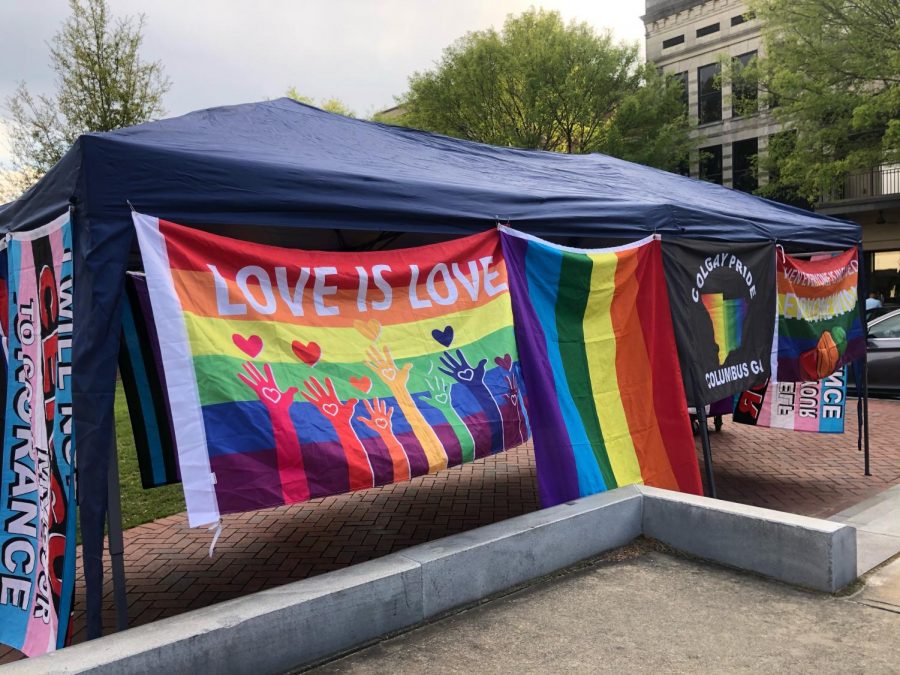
[191,325,517,406]
[555,251,616,488]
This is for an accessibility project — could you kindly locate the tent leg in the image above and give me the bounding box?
[863,356,871,476]
[695,404,717,498]
[106,436,129,632]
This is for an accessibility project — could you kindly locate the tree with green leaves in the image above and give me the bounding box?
[5,0,170,194]
[749,0,900,203]
[395,9,692,170]
[285,88,356,118]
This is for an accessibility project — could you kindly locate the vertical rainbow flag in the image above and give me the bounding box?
[133,213,529,527]
[701,294,747,365]
[500,228,702,506]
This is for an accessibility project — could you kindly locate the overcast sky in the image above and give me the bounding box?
[0,0,647,164]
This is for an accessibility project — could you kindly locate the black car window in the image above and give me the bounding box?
[869,313,900,338]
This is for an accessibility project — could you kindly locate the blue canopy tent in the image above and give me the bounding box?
[0,98,865,641]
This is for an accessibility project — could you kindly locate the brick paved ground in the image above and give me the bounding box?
[3,398,899,664]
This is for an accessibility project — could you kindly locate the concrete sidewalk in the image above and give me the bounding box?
[313,545,900,674]
[831,483,900,574]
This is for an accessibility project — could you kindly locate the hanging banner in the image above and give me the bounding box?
[0,243,8,417]
[500,228,702,507]
[733,367,847,433]
[133,213,529,527]
[119,272,180,489]
[0,214,76,656]
[774,249,865,382]
[662,239,776,406]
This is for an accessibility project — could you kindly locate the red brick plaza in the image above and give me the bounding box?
[3,398,899,663]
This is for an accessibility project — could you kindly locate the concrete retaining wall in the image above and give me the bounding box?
[9,485,857,674]
[639,486,857,592]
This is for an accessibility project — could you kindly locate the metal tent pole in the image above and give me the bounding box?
[694,397,717,498]
[106,434,129,631]
[858,242,871,476]
[863,355,871,476]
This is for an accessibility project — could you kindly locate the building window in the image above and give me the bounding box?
[663,34,685,49]
[696,23,720,38]
[699,145,723,185]
[870,251,900,303]
[731,12,756,26]
[732,138,759,193]
[732,51,758,117]
[698,63,721,124]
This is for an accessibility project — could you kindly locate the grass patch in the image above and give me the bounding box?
[114,381,186,530]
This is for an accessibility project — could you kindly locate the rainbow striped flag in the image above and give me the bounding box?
[776,248,865,382]
[133,213,529,527]
[500,228,702,506]
[701,294,747,366]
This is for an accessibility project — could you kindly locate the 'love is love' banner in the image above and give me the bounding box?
[774,249,865,382]
[133,213,529,527]
[0,214,76,656]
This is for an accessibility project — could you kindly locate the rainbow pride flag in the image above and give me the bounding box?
[500,228,702,506]
[701,293,747,366]
[775,248,865,382]
[133,213,529,527]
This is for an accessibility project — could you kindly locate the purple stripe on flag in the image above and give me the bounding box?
[501,233,579,506]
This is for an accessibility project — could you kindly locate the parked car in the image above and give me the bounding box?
[865,304,899,323]
[859,307,900,396]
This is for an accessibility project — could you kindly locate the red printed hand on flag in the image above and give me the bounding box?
[301,376,359,425]
[301,376,374,490]
[236,362,309,503]
[237,362,298,413]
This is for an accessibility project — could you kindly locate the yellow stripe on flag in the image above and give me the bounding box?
[582,252,644,486]
[182,294,513,363]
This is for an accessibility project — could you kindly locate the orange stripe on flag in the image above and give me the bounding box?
[610,249,680,490]
[169,264,507,325]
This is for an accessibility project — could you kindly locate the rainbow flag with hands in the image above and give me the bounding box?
[499,228,702,506]
[133,213,529,527]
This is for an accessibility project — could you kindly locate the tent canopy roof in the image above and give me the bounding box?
[0,97,859,248]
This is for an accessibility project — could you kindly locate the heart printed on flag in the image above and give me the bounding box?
[233,334,263,358]
[292,340,321,367]
[431,326,454,348]
[353,319,382,342]
[494,354,513,371]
